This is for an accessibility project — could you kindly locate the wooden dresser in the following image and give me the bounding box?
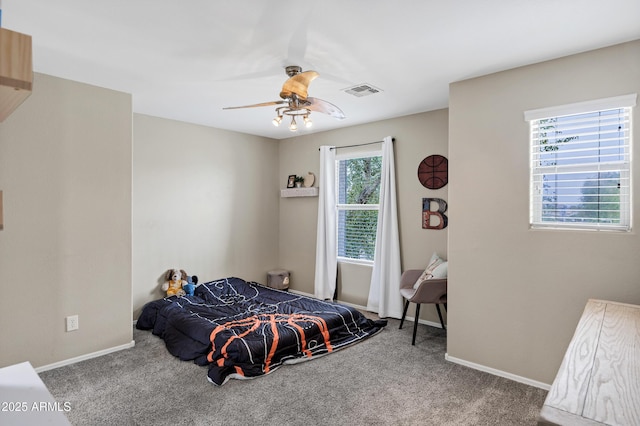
[539,299,640,425]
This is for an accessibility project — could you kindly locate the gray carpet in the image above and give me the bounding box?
[39,317,547,425]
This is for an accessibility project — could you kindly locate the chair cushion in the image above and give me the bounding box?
[413,253,448,289]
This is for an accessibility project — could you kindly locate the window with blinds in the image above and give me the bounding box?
[525,94,636,231]
[336,154,382,262]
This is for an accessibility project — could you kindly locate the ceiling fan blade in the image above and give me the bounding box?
[214,68,281,82]
[280,71,319,100]
[283,8,311,68]
[223,100,285,110]
[305,97,346,120]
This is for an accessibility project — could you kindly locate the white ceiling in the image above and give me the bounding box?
[3,1,640,139]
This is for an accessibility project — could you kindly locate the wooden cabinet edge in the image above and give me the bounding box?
[0,28,33,122]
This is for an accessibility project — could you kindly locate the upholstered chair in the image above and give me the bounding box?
[399,269,447,345]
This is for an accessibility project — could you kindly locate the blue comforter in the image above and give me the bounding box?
[136,277,386,385]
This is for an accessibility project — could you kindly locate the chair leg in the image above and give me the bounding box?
[412,303,421,345]
[436,304,446,330]
[399,300,410,330]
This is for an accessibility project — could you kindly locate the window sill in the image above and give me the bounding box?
[530,224,631,233]
[338,257,374,267]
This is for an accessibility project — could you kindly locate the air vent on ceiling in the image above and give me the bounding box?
[343,84,382,97]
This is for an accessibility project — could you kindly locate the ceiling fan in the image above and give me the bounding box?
[223,65,345,131]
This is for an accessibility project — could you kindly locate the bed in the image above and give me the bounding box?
[136,277,387,385]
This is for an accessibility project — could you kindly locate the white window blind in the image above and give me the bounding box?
[336,153,381,262]
[526,94,636,231]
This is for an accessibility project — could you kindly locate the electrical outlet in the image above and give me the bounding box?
[66,315,79,332]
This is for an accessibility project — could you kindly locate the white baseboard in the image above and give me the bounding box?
[287,288,315,298]
[35,340,136,373]
[445,353,551,391]
[416,318,445,328]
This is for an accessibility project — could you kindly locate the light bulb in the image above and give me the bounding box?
[304,115,312,128]
[289,117,297,131]
[272,116,282,127]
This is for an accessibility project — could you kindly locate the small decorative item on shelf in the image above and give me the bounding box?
[286,174,296,188]
[304,172,315,187]
[294,175,305,188]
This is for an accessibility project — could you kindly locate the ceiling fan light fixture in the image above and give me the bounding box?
[223,67,345,131]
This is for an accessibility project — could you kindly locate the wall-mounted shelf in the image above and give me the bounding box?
[281,187,319,198]
[0,28,33,122]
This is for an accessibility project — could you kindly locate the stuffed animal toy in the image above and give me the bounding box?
[183,275,199,296]
[162,268,188,297]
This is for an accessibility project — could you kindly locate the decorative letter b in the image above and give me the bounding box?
[422,198,448,229]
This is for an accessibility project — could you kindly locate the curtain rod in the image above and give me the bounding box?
[318,138,395,151]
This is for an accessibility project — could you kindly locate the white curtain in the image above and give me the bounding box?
[314,146,337,300]
[367,136,402,318]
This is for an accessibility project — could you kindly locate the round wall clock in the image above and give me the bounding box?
[418,155,448,189]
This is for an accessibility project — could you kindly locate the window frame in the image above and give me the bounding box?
[335,149,382,265]
[525,94,636,232]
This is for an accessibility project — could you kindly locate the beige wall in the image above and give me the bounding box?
[279,110,449,325]
[448,40,640,385]
[0,73,133,369]
[132,115,280,318]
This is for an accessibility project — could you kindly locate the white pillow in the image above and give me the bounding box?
[413,253,448,289]
[431,261,447,279]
